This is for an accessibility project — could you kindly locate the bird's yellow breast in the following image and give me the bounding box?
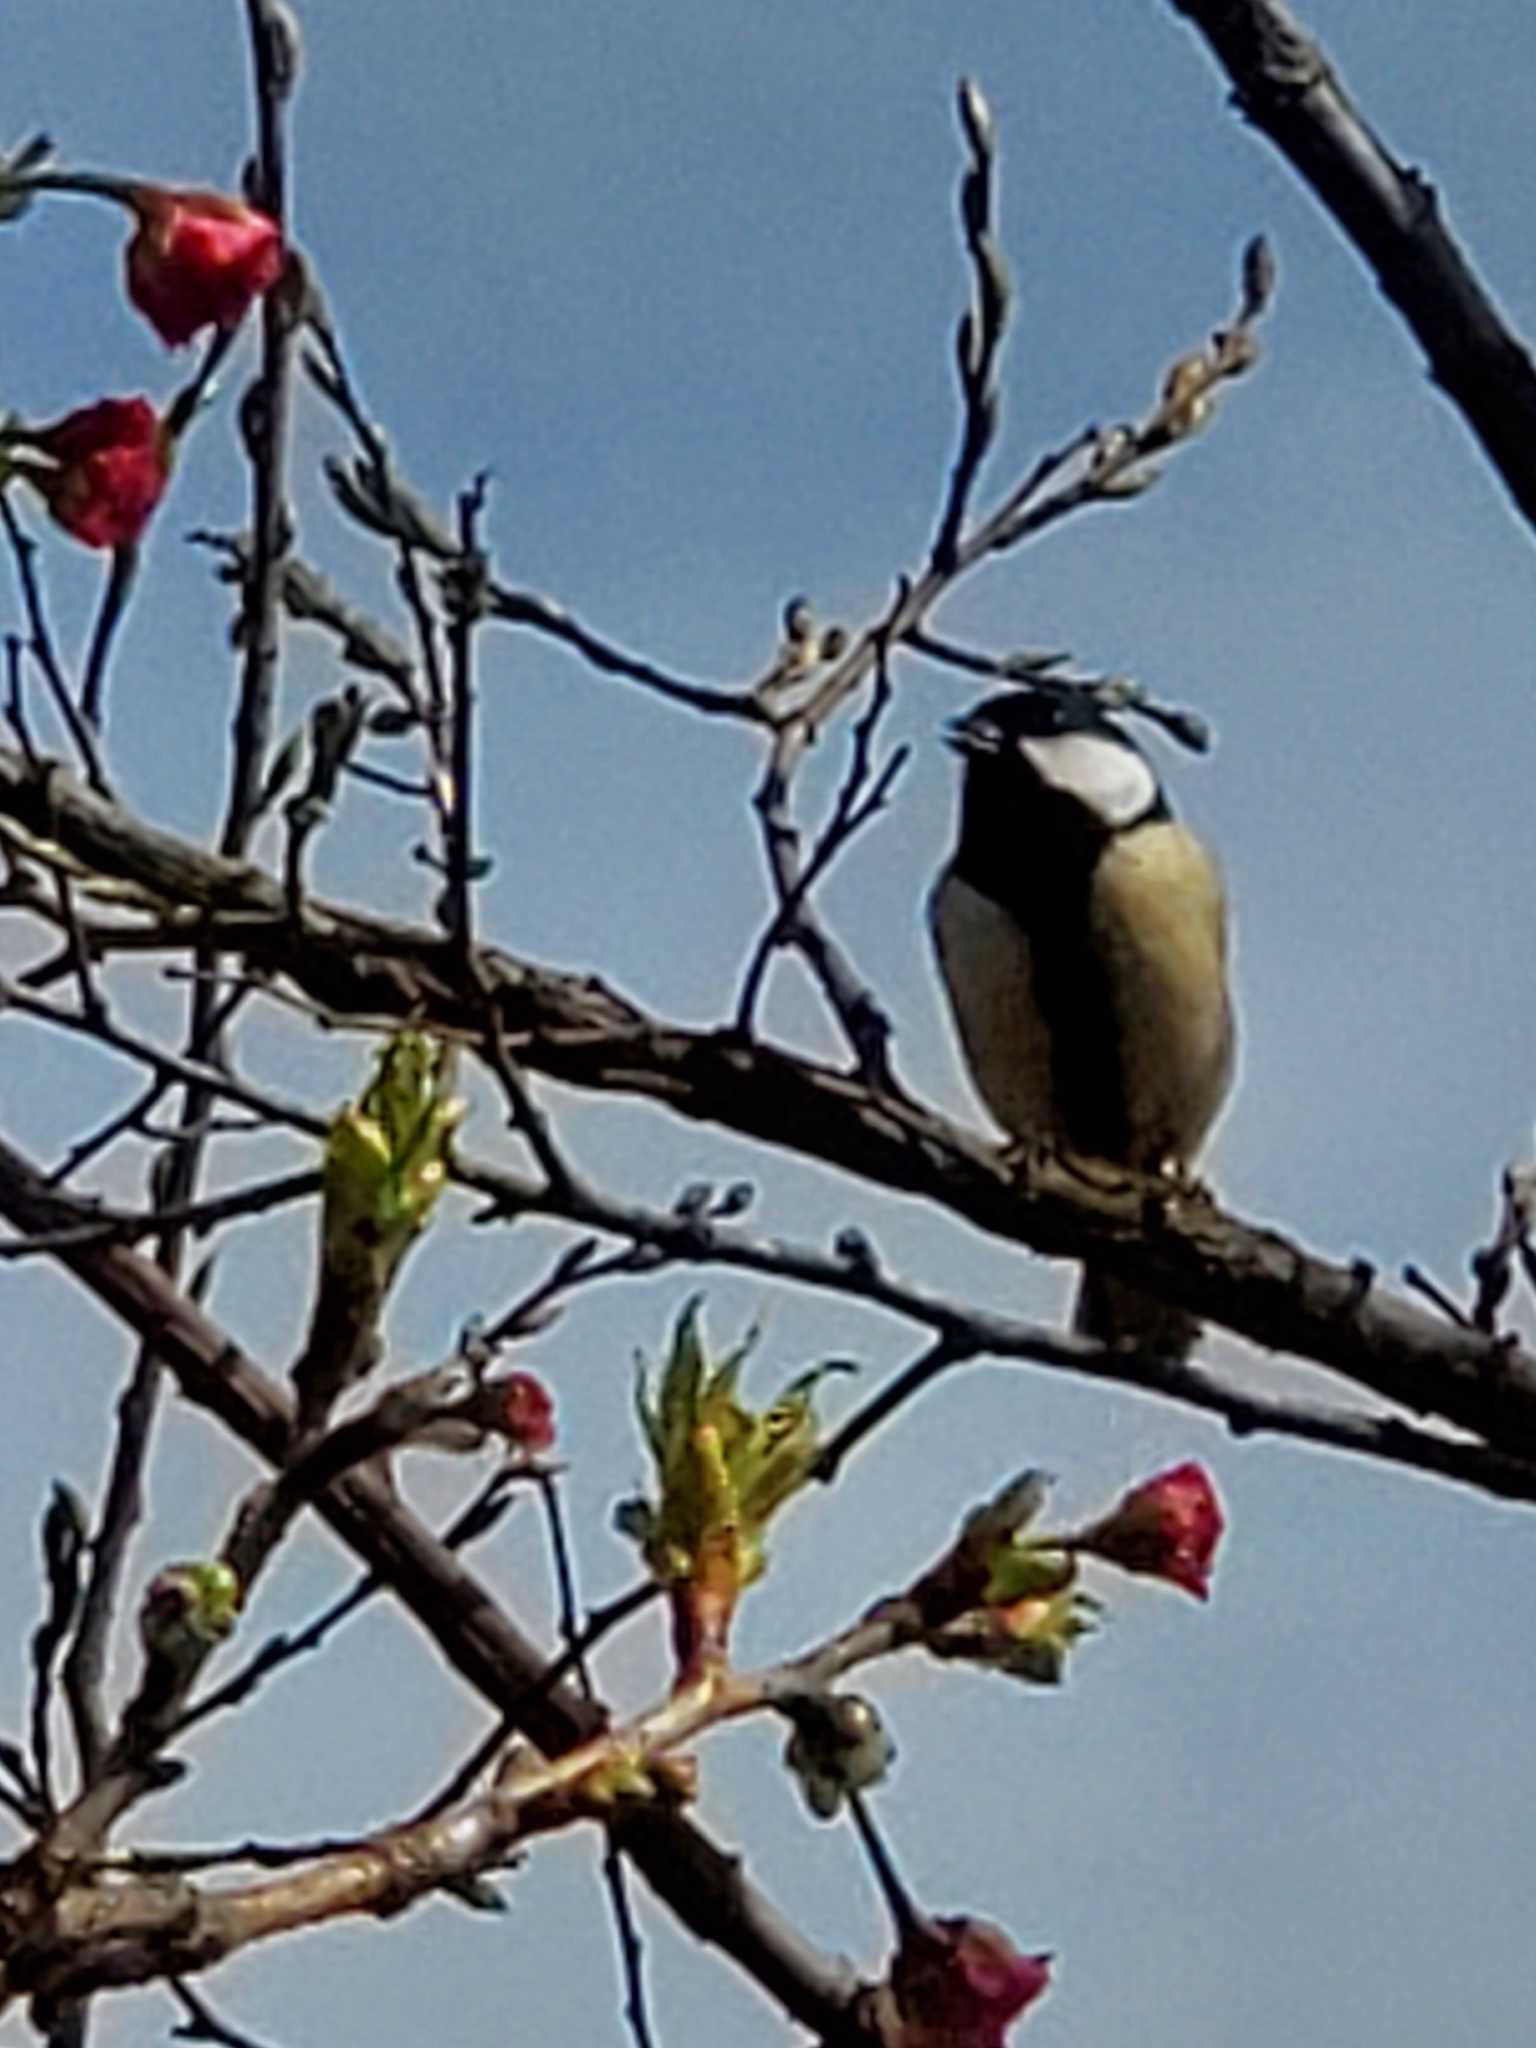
[929,819,1233,1170]
[1088,820,1233,1167]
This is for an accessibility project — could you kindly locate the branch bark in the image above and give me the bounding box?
[1166,0,1536,534]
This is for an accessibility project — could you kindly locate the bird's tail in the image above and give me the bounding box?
[1072,1264,1201,1360]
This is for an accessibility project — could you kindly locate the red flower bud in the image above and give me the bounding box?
[1079,1460,1223,1600]
[890,1916,1052,2046]
[17,397,170,549]
[498,1371,556,1454]
[125,186,284,347]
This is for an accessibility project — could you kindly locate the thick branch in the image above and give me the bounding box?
[2,748,1534,1464]
[1167,0,1536,533]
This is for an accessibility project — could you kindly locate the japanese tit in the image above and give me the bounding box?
[929,688,1234,1354]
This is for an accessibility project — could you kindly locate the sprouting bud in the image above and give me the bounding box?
[1095,464,1161,499]
[930,1587,1100,1687]
[1,397,172,549]
[292,1032,465,1435]
[625,1298,851,1678]
[320,1031,464,1290]
[140,1561,242,1667]
[907,1468,1058,1626]
[1087,424,1134,476]
[262,0,305,99]
[496,1370,557,1454]
[1215,326,1261,378]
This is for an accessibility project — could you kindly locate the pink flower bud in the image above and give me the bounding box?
[498,1370,556,1453]
[1080,1460,1223,1600]
[891,1916,1052,2045]
[125,185,284,346]
[20,397,170,548]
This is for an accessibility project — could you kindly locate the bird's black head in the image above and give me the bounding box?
[946,687,1168,844]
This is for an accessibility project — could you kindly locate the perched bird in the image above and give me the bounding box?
[929,687,1234,1353]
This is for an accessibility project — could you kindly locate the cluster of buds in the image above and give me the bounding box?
[911,1461,1224,1687]
[1083,232,1275,501]
[616,1299,850,1680]
[0,166,284,549]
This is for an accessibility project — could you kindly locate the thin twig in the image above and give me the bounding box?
[171,1464,522,1738]
[0,494,109,794]
[220,2,299,859]
[168,1975,283,2048]
[811,1335,976,1484]
[604,1829,659,2048]
[408,1578,661,1824]
[31,1484,88,1812]
[61,1352,165,1787]
[478,1008,574,1196]
[533,1466,659,2048]
[78,544,139,735]
[4,632,39,765]
[735,644,908,1073]
[441,475,489,956]
[48,868,107,1028]
[0,974,328,1144]
[930,80,1010,573]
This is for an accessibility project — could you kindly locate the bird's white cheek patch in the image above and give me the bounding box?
[1019,732,1158,828]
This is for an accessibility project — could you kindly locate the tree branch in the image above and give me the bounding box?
[0,1132,862,2040]
[1167,0,1536,534]
[2,745,1534,1467]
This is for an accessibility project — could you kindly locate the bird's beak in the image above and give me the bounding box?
[944,712,1001,757]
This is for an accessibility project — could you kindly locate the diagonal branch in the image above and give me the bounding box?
[1166,0,1536,534]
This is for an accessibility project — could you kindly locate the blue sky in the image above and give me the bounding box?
[4,4,1536,2044]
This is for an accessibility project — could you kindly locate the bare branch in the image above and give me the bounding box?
[62,1353,164,1786]
[1167,0,1536,535]
[737,631,906,1079]
[930,79,1011,572]
[219,0,302,858]
[0,496,109,796]
[78,543,139,735]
